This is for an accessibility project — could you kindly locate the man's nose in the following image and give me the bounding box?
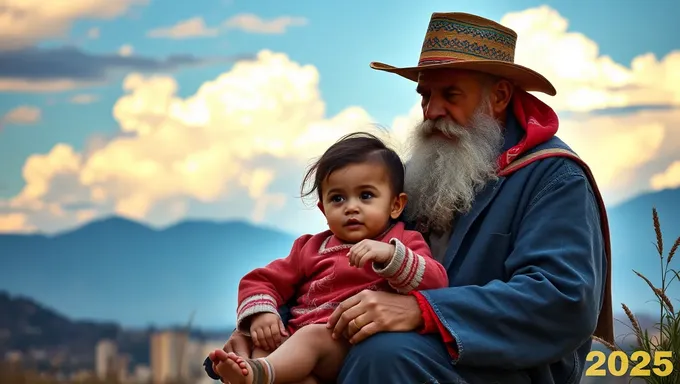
[423,97,447,121]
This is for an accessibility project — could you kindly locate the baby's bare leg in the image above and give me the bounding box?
[216,324,347,384]
[251,347,271,359]
[266,324,349,383]
[251,339,320,384]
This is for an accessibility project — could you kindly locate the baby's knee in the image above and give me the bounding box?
[296,323,333,339]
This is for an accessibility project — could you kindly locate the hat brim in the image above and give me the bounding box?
[370,60,556,96]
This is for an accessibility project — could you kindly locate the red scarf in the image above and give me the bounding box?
[497,90,559,170]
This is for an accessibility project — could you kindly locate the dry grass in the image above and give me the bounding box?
[593,208,680,383]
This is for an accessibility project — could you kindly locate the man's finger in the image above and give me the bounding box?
[222,340,233,353]
[347,312,372,338]
[327,294,361,328]
[349,321,380,344]
[331,303,365,339]
[228,334,251,358]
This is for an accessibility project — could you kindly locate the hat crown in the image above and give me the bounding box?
[419,12,518,66]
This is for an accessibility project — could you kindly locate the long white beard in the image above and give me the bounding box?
[403,105,505,233]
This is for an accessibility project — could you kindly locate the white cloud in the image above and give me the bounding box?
[0,78,100,93]
[70,94,99,104]
[147,17,219,39]
[3,5,680,234]
[2,106,42,125]
[650,161,680,191]
[223,13,308,34]
[0,213,35,233]
[145,14,308,40]
[118,44,134,57]
[87,27,100,39]
[0,0,147,50]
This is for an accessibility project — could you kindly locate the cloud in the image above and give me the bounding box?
[118,44,134,57]
[146,14,308,40]
[3,6,680,234]
[70,94,99,104]
[501,5,680,113]
[147,17,220,39]
[650,161,680,191]
[87,27,100,39]
[223,13,308,34]
[2,50,374,233]
[0,0,147,51]
[0,46,249,92]
[0,213,35,233]
[2,106,41,125]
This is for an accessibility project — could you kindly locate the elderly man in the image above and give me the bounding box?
[207,11,613,384]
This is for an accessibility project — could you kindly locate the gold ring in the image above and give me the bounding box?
[351,319,362,330]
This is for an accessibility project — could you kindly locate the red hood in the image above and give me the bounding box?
[497,90,560,170]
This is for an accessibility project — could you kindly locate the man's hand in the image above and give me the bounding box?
[326,290,423,344]
[347,239,395,268]
[249,312,288,351]
[220,329,251,357]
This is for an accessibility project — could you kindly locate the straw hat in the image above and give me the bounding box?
[370,12,557,96]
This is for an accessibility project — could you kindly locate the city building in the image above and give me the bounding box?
[150,330,191,383]
[95,339,118,380]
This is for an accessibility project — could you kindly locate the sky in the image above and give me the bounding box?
[0,0,679,238]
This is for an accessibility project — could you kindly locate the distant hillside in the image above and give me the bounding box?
[0,291,137,371]
[0,291,232,372]
[0,217,296,328]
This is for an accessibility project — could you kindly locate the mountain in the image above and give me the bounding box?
[0,187,678,329]
[0,291,232,373]
[0,290,137,371]
[0,217,296,328]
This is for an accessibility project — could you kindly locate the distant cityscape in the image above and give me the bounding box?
[4,330,225,384]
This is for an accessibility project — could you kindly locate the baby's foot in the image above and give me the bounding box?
[215,352,273,384]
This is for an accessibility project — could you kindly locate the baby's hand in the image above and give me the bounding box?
[249,312,288,351]
[347,239,395,268]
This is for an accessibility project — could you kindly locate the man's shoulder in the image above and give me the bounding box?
[514,135,590,181]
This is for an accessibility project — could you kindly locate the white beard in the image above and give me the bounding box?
[403,104,505,233]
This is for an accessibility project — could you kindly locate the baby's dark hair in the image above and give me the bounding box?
[300,132,405,202]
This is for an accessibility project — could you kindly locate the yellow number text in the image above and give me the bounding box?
[585,350,674,377]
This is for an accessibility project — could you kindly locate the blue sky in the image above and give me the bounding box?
[0,0,679,236]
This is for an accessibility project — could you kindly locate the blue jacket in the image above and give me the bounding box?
[414,111,609,382]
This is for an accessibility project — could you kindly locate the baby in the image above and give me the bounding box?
[208,132,449,384]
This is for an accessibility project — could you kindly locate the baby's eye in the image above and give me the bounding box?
[330,195,344,203]
[360,192,374,200]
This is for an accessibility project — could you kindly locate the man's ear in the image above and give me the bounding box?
[390,193,408,220]
[317,200,325,215]
[490,79,514,117]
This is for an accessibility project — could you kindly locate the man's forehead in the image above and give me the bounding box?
[417,68,477,89]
